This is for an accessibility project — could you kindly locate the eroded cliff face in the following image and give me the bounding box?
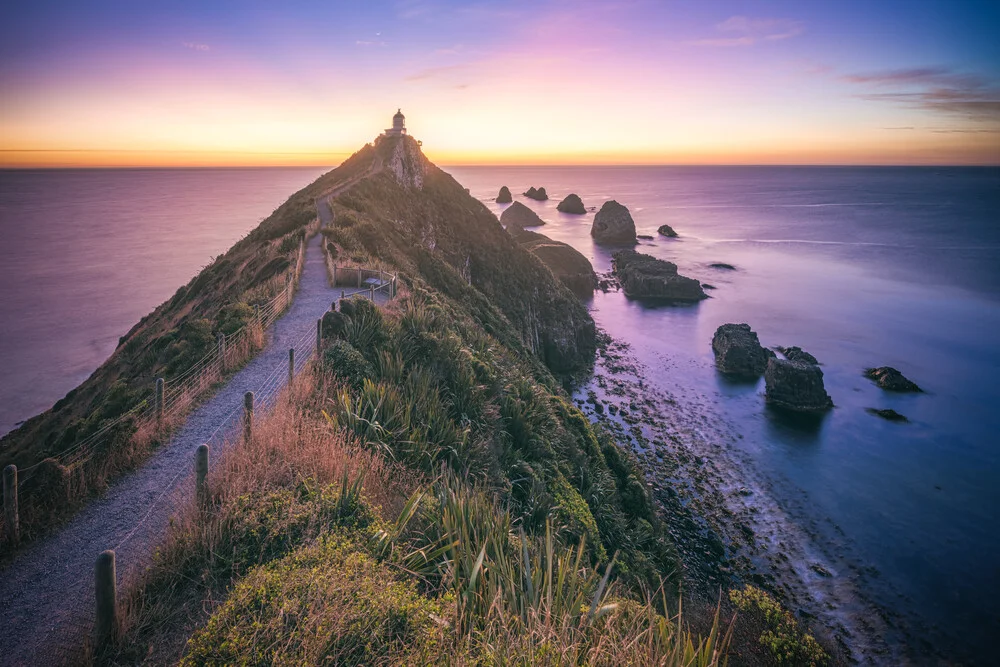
[328,136,597,375]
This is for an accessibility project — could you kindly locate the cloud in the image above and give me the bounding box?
[182,42,210,52]
[690,16,804,47]
[843,67,1000,122]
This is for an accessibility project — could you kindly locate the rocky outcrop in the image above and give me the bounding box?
[710,263,736,270]
[657,224,678,237]
[500,201,545,230]
[557,194,586,214]
[612,250,706,302]
[524,186,548,201]
[385,135,426,189]
[511,228,596,297]
[778,346,819,365]
[712,323,774,378]
[591,200,637,245]
[496,186,512,203]
[866,407,909,422]
[765,358,833,412]
[864,367,922,392]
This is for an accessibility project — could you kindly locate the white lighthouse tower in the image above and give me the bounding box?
[385,109,407,136]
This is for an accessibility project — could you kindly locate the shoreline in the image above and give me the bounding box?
[572,325,946,665]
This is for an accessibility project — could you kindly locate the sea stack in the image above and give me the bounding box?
[591,200,637,245]
[524,186,549,201]
[496,186,513,203]
[557,194,586,214]
[657,224,678,238]
[764,358,834,412]
[864,367,922,392]
[500,201,545,230]
[612,250,706,301]
[712,323,774,378]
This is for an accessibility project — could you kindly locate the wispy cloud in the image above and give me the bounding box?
[690,16,804,47]
[182,41,210,52]
[844,67,1000,122]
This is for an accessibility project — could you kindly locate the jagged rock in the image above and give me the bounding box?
[765,358,834,412]
[658,224,678,237]
[864,367,922,392]
[496,186,512,203]
[712,323,774,378]
[778,346,819,365]
[385,135,426,188]
[866,407,909,422]
[591,200,637,245]
[556,193,586,214]
[612,250,706,301]
[524,186,548,201]
[511,228,596,297]
[500,201,545,230]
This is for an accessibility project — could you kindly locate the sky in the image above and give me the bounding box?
[1,0,998,166]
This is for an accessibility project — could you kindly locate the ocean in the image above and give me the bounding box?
[1,165,997,662]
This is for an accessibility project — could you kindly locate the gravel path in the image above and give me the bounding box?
[0,190,385,665]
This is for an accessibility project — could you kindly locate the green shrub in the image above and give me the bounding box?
[323,340,374,390]
[729,585,827,666]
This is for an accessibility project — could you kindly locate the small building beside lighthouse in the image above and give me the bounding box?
[385,109,407,136]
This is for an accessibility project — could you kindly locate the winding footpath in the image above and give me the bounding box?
[0,188,384,665]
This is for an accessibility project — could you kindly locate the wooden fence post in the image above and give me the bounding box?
[94,550,117,644]
[195,444,209,506]
[3,465,18,545]
[243,391,254,445]
[288,348,295,386]
[155,378,164,423]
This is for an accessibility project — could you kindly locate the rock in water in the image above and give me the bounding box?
[524,186,548,201]
[712,323,774,378]
[612,250,706,301]
[778,346,820,365]
[866,407,909,422]
[765,358,834,412]
[557,193,586,214]
[500,201,545,230]
[496,186,512,203]
[657,224,678,237]
[864,367,922,392]
[511,228,597,297]
[710,262,737,270]
[591,200,637,245]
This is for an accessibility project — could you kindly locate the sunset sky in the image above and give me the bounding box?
[1,0,998,167]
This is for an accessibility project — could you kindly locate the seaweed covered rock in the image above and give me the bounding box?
[511,227,597,297]
[524,186,548,201]
[611,250,706,301]
[865,367,922,392]
[496,186,512,203]
[778,346,820,365]
[712,323,774,378]
[764,358,834,412]
[500,201,545,230]
[657,224,678,238]
[591,200,637,245]
[557,193,586,214]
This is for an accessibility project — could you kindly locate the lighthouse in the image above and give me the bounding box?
[385,109,407,136]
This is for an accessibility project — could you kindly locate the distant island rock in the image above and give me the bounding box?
[778,346,820,365]
[500,201,545,230]
[612,250,706,301]
[657,224,678,238]
[765,358,834,412]
[591,200,637,245]
[710,262,737,270]
[524,186,549,201]
[637,234,654,240]
[511,227,596,297]
[496,186,512,203]
[864,367,922,392]
[866,407,909,422]
[712,323,774,378]
[556,193,586,214]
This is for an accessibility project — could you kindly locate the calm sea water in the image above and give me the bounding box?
[449,166,1000,663]
[0,168,326,437]
[1,166,997,661]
